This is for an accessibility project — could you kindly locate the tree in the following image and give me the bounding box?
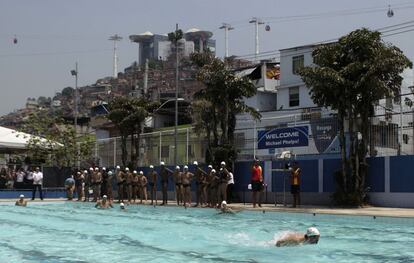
[190,52,260,166]
[107,97,153,167]
[20,110,95,167]
[298,28,412,205]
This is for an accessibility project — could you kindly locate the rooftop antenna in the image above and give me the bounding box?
[109,34,123,78]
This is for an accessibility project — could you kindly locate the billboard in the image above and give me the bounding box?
[258,126,309,149]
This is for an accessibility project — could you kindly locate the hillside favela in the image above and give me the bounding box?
[0,1,414,262]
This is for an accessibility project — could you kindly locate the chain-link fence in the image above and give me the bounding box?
[94,108,414,167]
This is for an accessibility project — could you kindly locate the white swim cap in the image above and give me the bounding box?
[108,171,113,175]
[221,200,227,205]
[176,165,180,170]
[95,167,99,171]
[84,170,88,174]
[208,165,213,169]
[19,194,24,198]
[120,202,125,207]
[221,161,226,166]
[160,161,165,166]
[125,167,130,171]
[306,227,320,237]
[102,167,106,171]
[193,161,198,166]
[149,165,154,169]
[184,165,188,169]
[116,165,120,169]
[139,171,144,175]
[211,169,216,173]
[133,170,137,174]
[89,167,94,171]
[103,195,107,199]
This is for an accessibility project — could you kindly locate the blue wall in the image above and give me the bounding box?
[390,155,414,192]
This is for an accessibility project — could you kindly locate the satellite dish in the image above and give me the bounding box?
[265,24,271,31]
[387,5,394,18]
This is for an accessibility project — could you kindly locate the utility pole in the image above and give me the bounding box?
[109,34,122,78]
[175,23,180,166]
[219,23,234,58]
[249,17,264,62]
[71,63,79,169]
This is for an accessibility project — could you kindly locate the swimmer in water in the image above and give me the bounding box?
[95,195,113,209]
[276,227,320,247]
[15,194,27,207]
[120,202,127,211]
[217,200,240,214]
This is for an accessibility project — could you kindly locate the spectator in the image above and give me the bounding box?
[15,168,25,189]
[0,167,7,189]
[32,167,43,200]
[251,159,264,208]
[25,167,34,189]
[75,171,85,201]
[290,162,301,208]
[6,169,15,189]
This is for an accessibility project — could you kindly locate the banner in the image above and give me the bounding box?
[310,118,338,153]
[258,126,309,149]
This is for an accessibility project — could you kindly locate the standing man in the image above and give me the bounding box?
[92,167,102,202]
[181,165,194,207]
[193,161,207,207]
[139,171,148,204]
[75,171,85,201]
[227,171,235,204]
[132,170,139,203]
[290,162,301,208]
[32,167,43,200]
[100,167,108,198]
[159,162,173,205]
[25,167,34,189]
[106,170,114,201]
[125,167,133,204]
[251,159,264,208]
[147,165,158,205]
[172,166,183,206]
[116,166,125,203]
[217,161,230,207]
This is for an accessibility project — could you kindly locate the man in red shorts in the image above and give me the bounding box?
[251,159,263,208]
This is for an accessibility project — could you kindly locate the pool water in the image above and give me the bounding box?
[0,203,413,263]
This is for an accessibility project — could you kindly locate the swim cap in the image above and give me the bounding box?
[133,170,137,174]
[176,166,180,170]
[193,161,198,166]
[139,171,143,175]
[160,161,165,166]
[84,170,88,174]
[184,165,188,169]
[19,194,24,198]
[120,202,125,207]
[125,167,130,171]
[208,165,213,169]
[306,227,320,237]
[221,200,227,205]
[95,167,99,171]
[149,165,154,169]
[116,165,120,169]
[108,171,113,175]
[211,169,216,173]
[103,195,107,199]
[89,167,94,171]
[102,167,106,171]
[221,161,226,166]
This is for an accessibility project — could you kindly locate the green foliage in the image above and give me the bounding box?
[190,52,260,165]
[20,110,95,167]
[61,87,75,97]
[298,28,412,206]
[107,96,152,167]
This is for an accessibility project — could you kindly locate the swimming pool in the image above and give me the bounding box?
[0,203,413,263]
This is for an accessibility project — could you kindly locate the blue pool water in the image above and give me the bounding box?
[0,202,413,263]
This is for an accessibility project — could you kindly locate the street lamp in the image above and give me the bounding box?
[71,63,79,169]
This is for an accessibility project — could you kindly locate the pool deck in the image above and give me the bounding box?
[1,198,414,218]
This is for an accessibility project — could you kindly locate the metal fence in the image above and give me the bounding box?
[94,108,414,167]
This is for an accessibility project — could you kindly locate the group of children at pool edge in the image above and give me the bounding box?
[66,160,235,209]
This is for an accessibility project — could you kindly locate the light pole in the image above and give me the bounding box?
[71,63,79,169]
[249,17,264,62]
[219,23,234,58]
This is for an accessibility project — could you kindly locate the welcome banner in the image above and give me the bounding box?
[257,126,309,149]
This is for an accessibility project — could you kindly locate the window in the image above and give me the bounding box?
[292,55,304,74]
[289,87,300,107]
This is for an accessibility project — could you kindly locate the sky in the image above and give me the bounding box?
[0,0,413,115]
